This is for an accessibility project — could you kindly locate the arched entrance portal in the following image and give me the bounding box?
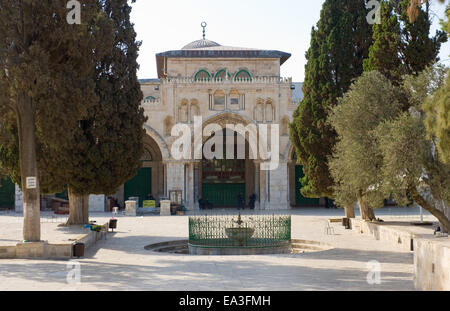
[199,129,256,209]
[121,134,164,208]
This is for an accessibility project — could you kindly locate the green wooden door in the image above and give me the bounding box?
[124,168,152,208]
[0,176,15,209]
[55,189,68,200]
[202,183,246,208]
[295,166,320,206]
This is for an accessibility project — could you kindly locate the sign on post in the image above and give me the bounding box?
[26,177,37,189]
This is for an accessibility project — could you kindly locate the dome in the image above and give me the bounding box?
[182,39,221,50]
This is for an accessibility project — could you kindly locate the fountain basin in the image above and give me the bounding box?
[225,227,255,246]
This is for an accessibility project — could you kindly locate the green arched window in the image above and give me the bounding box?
[234,69,252,81]
[144,96,156,102]
[214,69,231,81]
[194,70,211,81]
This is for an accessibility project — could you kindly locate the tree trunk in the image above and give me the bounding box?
[410,187,450,233]
[445,202,450,232]
[357,190,376,221]
[345,205,355,219]
[67,187,90,225]
[17,98,41,242]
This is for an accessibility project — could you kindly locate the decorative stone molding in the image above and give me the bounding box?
[143,124,170,159]
[162,76,292,85]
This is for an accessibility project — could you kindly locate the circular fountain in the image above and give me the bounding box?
[145,213,335,255]
[188,213,292,255]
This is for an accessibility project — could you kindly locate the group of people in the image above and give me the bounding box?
[236,193,257,210]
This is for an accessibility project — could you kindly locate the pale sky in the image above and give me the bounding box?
[130,0,450,82]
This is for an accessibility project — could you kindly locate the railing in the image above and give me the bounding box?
[162,76,292,85]
[142,98,161,108]
[189,214,291,248]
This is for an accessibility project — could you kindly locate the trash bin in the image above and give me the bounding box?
[109,219,118,231]
[342,218,351,229]
[73,242,85,258]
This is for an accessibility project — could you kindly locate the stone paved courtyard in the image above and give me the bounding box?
[0,208,437,291]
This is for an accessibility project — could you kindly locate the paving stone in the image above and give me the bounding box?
[0,208,435,291]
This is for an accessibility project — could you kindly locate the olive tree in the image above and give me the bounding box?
[375,66,450,232]
[328,71,402,220]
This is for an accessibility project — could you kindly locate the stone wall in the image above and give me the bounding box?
[350,218,450,291]
[414,238,450,291]
[268,162,288,209]
[89,195,105,212]
[166,162,185,199]
[0,223,108,259]
[167,58,281,78]
[350,218,415,252]
[0,246,17,259]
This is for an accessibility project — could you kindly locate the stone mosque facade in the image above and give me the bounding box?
[114,35,325,211]
[8,32,325,212]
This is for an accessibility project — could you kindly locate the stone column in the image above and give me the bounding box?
[163,163,167,198]
[125,200,137,216]
[186,162,196,211]
[268,162,289,210]
[160,200,171,216]
[194,162,200,210]
[265,170,270,209]
[254,162,260,210]
[165,161,185,202]
[286,162,291,208]
[259,166,267,210]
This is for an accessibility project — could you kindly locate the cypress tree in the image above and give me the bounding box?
[290,0,373,200]
[363,1,404,84]
[39,0,146,225]
[0,0,110,240]
[364,0,447,86]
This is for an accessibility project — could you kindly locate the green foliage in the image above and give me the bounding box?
[364,1,404,84]
[374,66,450,214]
[0,0,145,196]
[329,71,402,209]
[364,0,447,86]
[39,0,146,196]
[423,6,450,164]
[0,0,109,188]
[375,112,450,208]
[423,71,450,164]
[290,0,373,198]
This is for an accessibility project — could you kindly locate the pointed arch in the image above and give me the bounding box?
[143,124,170,159]
[234,69,252,82]
[194,69,211,81]
[179,99,189,123]
[265,99,274,122]
[214,69,231,81]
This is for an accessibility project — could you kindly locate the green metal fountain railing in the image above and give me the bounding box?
[189,214,291,248]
